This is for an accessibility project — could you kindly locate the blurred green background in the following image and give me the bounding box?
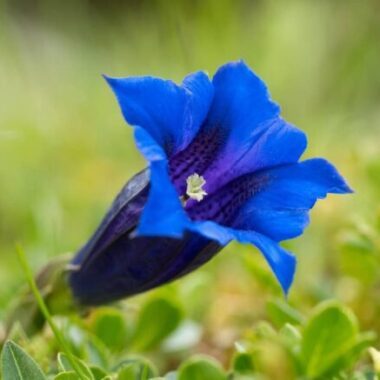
[1,0,380,378]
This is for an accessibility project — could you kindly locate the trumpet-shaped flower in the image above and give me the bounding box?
[69,61,352,305]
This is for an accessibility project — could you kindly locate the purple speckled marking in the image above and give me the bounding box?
[168,126,224,194]
[187,173,270,226]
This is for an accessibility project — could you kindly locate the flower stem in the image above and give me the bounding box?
[15,244,89,380]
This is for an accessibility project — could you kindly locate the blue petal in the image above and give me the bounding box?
[234,230,296,294]
[200,61,307,192]
[104,71,213,239]
[104,70,213,156]
[234,158,353,241]
[137,159,188,238]
[189,220,234,246]
[134,127,167,162]
[189,221,296,294]
[209,60,280,133]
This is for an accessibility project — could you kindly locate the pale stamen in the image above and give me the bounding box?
[185,173,207,202]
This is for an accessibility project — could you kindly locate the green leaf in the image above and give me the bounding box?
[178,355,227,380]
[278,323,303,370]
[323,332,377,379]
[132,297,183,351]
[54,371,110,380]
[117,358,157,380]
[89,365,109,380]
[279,323,302,346]
[84,337,110,370]
[232,352,255,374]
[301,301,359,378]
[1,340,47,380]
[266,298,304,328]
[57,352,94,380]
[89,307,129,352]
[117,364,136,380]
[345,331,376,362]
[54,372,78,380]
[254,321,276,339]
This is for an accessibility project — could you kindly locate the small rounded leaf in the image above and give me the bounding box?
[232,352,255,375]
[178,355,227,380]
[132,297,183,351]
[88,307,129,351]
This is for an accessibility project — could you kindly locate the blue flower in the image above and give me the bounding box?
[69,61,352,305]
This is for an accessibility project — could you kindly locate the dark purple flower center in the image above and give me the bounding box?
[167,122,272,227]
[168,126,224,193]
[186,173,267,226]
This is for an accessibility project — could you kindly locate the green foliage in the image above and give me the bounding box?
[266,298,304,328]
[116,358,158,379]
[300,302,374,379]
[0,301,378,380]
[57,352,95,379]
[1,340,46,380]
[88,307,129,352]
[227,301,378,380]
[54,372,78,380]
[1,0,380,379]
[131,296,183,351]
[177,355,227,380]
[6,246,379,379]
[231,351,255,375]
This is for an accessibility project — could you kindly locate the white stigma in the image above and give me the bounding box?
[186,173,207,202]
